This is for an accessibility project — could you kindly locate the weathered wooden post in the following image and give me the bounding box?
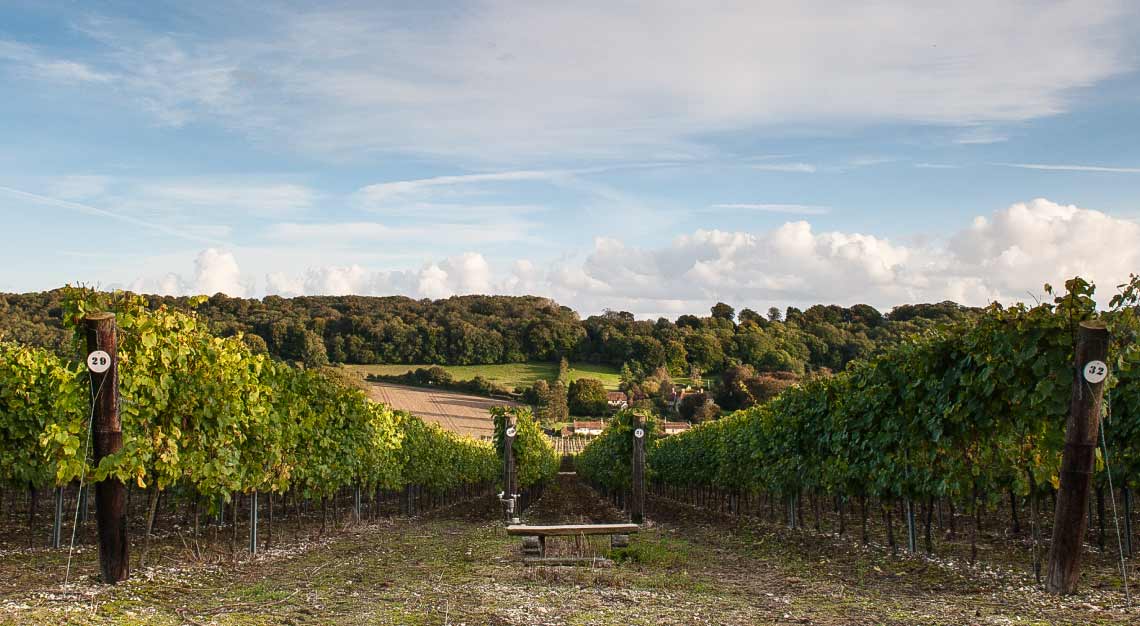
[51,486,63,548]
[502,413,519,524]
[84,312,129,583]
[1046,321,1109,594]
[79,484,88,523]
[631,416,646,524]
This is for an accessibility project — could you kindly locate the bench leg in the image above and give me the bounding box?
[539,535,546,557]
[522,536,541,556]
[611,534,630,549]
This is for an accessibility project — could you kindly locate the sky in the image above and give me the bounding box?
[2,1,1140,317]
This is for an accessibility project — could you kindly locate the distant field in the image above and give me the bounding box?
[363,381,519,440]
[344,361,623,390]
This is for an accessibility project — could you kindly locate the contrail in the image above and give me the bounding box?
[0,185,223,244]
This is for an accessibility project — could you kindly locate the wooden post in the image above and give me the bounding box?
[79,484,88,524]
[503,414,518,523]
[631,416,646,524]
[1046,321,1109,594]
[1124,487,1133,558]
[51,486,63,548]
[85,313,129,583]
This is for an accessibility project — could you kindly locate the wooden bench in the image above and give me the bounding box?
[506,523,638,564]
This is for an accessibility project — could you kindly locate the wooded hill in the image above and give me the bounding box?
[0,290,979,376]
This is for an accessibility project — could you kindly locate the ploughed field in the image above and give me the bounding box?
[363,381,518,439]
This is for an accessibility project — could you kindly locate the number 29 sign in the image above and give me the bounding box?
[87,350,112,374]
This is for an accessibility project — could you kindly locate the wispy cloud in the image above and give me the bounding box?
[356,170,560,206]
[848,156,895,167]
[752,163,817,173]
[0,40,115,84]
[26,3,1132,161]
[709,203,831,215]
[0,185,223,244]
[915,163,960,169]
[265,220,539,246]
[997,162,1140,173]
[134,182,314,215]
[954,127,1008,145]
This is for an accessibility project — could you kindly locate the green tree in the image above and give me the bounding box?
[557,356,569,384]
[711,302,736,323]
[547,381,569,424]
[300,330,329,367]
[568,378,608,416]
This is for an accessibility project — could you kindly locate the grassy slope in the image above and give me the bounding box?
[344,361,623,390]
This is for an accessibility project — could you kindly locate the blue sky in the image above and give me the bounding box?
[2,1,1139,316]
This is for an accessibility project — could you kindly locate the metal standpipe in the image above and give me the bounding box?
[249,491,258,555]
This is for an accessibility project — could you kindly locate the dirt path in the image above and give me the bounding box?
[0,476,1133,625]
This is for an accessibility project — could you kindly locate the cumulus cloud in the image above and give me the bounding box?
[548,198,1139,315]
[129,248,250,297]
[127,200,1140,316]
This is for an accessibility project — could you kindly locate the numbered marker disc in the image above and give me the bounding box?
[634,428,645,439]
[1083,360,1108,384]
[505,426,517,438]
[86,350,111,373]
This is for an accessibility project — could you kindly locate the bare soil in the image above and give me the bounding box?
[364,382,520,439]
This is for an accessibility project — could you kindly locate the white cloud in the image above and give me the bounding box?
[998,163,1140,173]
[192,248,247,296]
[0,184,223,244]
[710,204,831,215]
[265,220,538,247]
[440,252,491,294]
[953,127,1008,145]
[0,40,115,83]
[127,199,1140,316]
[134,182,313,214]
[752,163,817,173]
[128,248,250,297]
[50,175,112,199]
[32,60,114,83]
[41,2,1137,160]
[356,171,558,207]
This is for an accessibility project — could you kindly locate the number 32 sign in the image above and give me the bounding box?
[1083,360,1108,384]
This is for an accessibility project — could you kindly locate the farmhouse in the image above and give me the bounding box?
[661,421,691,435]
[570,420,607,436]
[605,391,629,410]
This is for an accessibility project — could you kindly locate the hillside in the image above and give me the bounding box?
[0,290,979,377]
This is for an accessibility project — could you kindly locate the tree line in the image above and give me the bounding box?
[0,289,979,377]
